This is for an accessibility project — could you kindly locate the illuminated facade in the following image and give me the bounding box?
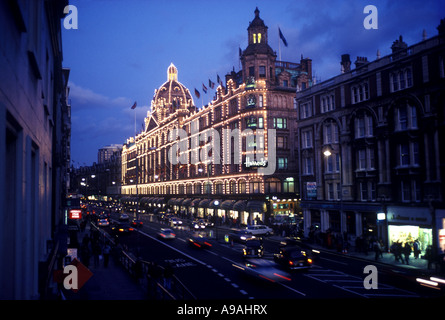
[121,8,312,224]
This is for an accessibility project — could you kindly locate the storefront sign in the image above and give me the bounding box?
[69,209,82,220]
[387,206,431,225]
[244,158,268,168]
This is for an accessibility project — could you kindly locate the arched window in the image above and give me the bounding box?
[257,33,262,43]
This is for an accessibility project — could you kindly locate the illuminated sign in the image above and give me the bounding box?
[69,209,82,220]
[244,158,268,168]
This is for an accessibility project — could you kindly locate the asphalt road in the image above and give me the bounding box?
[102,213,442,300]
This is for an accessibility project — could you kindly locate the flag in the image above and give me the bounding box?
[131,101,137,109]
[217,74,223,86]
[202,83,208,94]
[239,47,243,58]
[194,88,200,99]
[209,79,215,89]
[279,28,288,47]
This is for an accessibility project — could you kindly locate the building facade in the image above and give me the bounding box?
[0,0,70,299]
[296,20,445,256]
[98,144,122,164]
[122,8,311,225]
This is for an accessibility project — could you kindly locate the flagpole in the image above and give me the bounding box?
[278,26,281,61]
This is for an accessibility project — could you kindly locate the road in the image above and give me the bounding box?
[101,213,443,300]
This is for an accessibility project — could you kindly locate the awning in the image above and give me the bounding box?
[168,198,177,205]
[156,198,166,205]
[190,198,202,207]
[209,199,222,209]
[198,199,212,208]
[221,200,236,210]
[246,200,266,212]
[233,200,247,212]
[181,198,193,206]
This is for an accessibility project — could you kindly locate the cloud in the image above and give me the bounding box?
[69,81,133,108]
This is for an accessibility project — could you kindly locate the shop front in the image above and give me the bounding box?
[387,206,433,255]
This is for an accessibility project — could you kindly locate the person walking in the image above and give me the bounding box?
[163,262,174,290]
[403,242,412,265]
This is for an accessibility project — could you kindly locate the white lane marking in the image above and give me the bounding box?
[137,229,206,266]
[277,282,306,296]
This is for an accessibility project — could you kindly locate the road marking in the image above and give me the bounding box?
[137,229,206,266]
[231,283,239,288]
[239,290,248,295]
[277,282,306,296]
[224,277,231,282]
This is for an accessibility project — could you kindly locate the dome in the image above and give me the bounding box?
[152,63,193,109]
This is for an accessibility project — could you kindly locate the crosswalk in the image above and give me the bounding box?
[304,266,419,298]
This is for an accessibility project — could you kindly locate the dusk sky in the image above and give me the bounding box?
[63,0,444,167]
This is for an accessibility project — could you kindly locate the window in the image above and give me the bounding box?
[323,122,339,144]
[351,83,369,104]
[302,130,312,148]
[257,33,262,43]
[278,157,288,169]
[266,178,281,193]
[259,95,263,107]
[283,177,295,193]
[273,117,287,129]
[358,149,366,170]
[303,157,313,175]
[395,104,417,131]
[249,180,262,194]
[328,183,335,200]
[401,180,411,202]
[360,182,368,201]
[258,117,264,128]
[277,136,288,149]
[400,143,410,166]
[391,68,413,92]
[300,102,312,119]
[259,66,266,78]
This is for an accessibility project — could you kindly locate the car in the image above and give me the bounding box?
[97,218,109,227]
[187,232,213,249]
[119,213,130,221]
[131,219,144,227]
[245,224,273,236]
[200,218,214,227]
[242,239,264,258]
[273,247,313,271]
[157,228,176,240]
[111,222,134,235]
[228,229,255,243]
[169,217,183,226]
[233,258,292,283]
[279,236,320,260]
[191,220,206,230]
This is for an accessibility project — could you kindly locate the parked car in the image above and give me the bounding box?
[169,217,183,226]
[191,219,206,230]
[119,213,130,221]
[245,224,273,236]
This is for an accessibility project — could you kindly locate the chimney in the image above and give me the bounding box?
[340,54,351,73]
[391,35,408,59]
[354,56,368,69]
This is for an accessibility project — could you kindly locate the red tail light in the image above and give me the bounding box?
[129,228,134,231]
[204,242,212,247]
[289,260,294,266]
[194,242,201,248]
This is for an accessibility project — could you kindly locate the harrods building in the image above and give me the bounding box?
[121,8,312,225]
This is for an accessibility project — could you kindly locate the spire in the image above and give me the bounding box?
[167,63,178,81]
[254,7,259,18]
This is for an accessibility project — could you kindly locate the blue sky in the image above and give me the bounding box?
[63,0,444,166]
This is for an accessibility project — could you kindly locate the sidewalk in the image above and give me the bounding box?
[62,222,146,300]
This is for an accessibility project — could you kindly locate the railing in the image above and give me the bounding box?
[116,242,196,300]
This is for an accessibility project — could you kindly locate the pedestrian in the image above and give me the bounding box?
[103,242,111,268]
[403,242,411,265]
[413,239,421,259]
[80,237,91,268]
[373,239,382,261]
[425,245,434,270]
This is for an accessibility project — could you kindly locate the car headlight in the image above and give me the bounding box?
[240,236,246,240]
